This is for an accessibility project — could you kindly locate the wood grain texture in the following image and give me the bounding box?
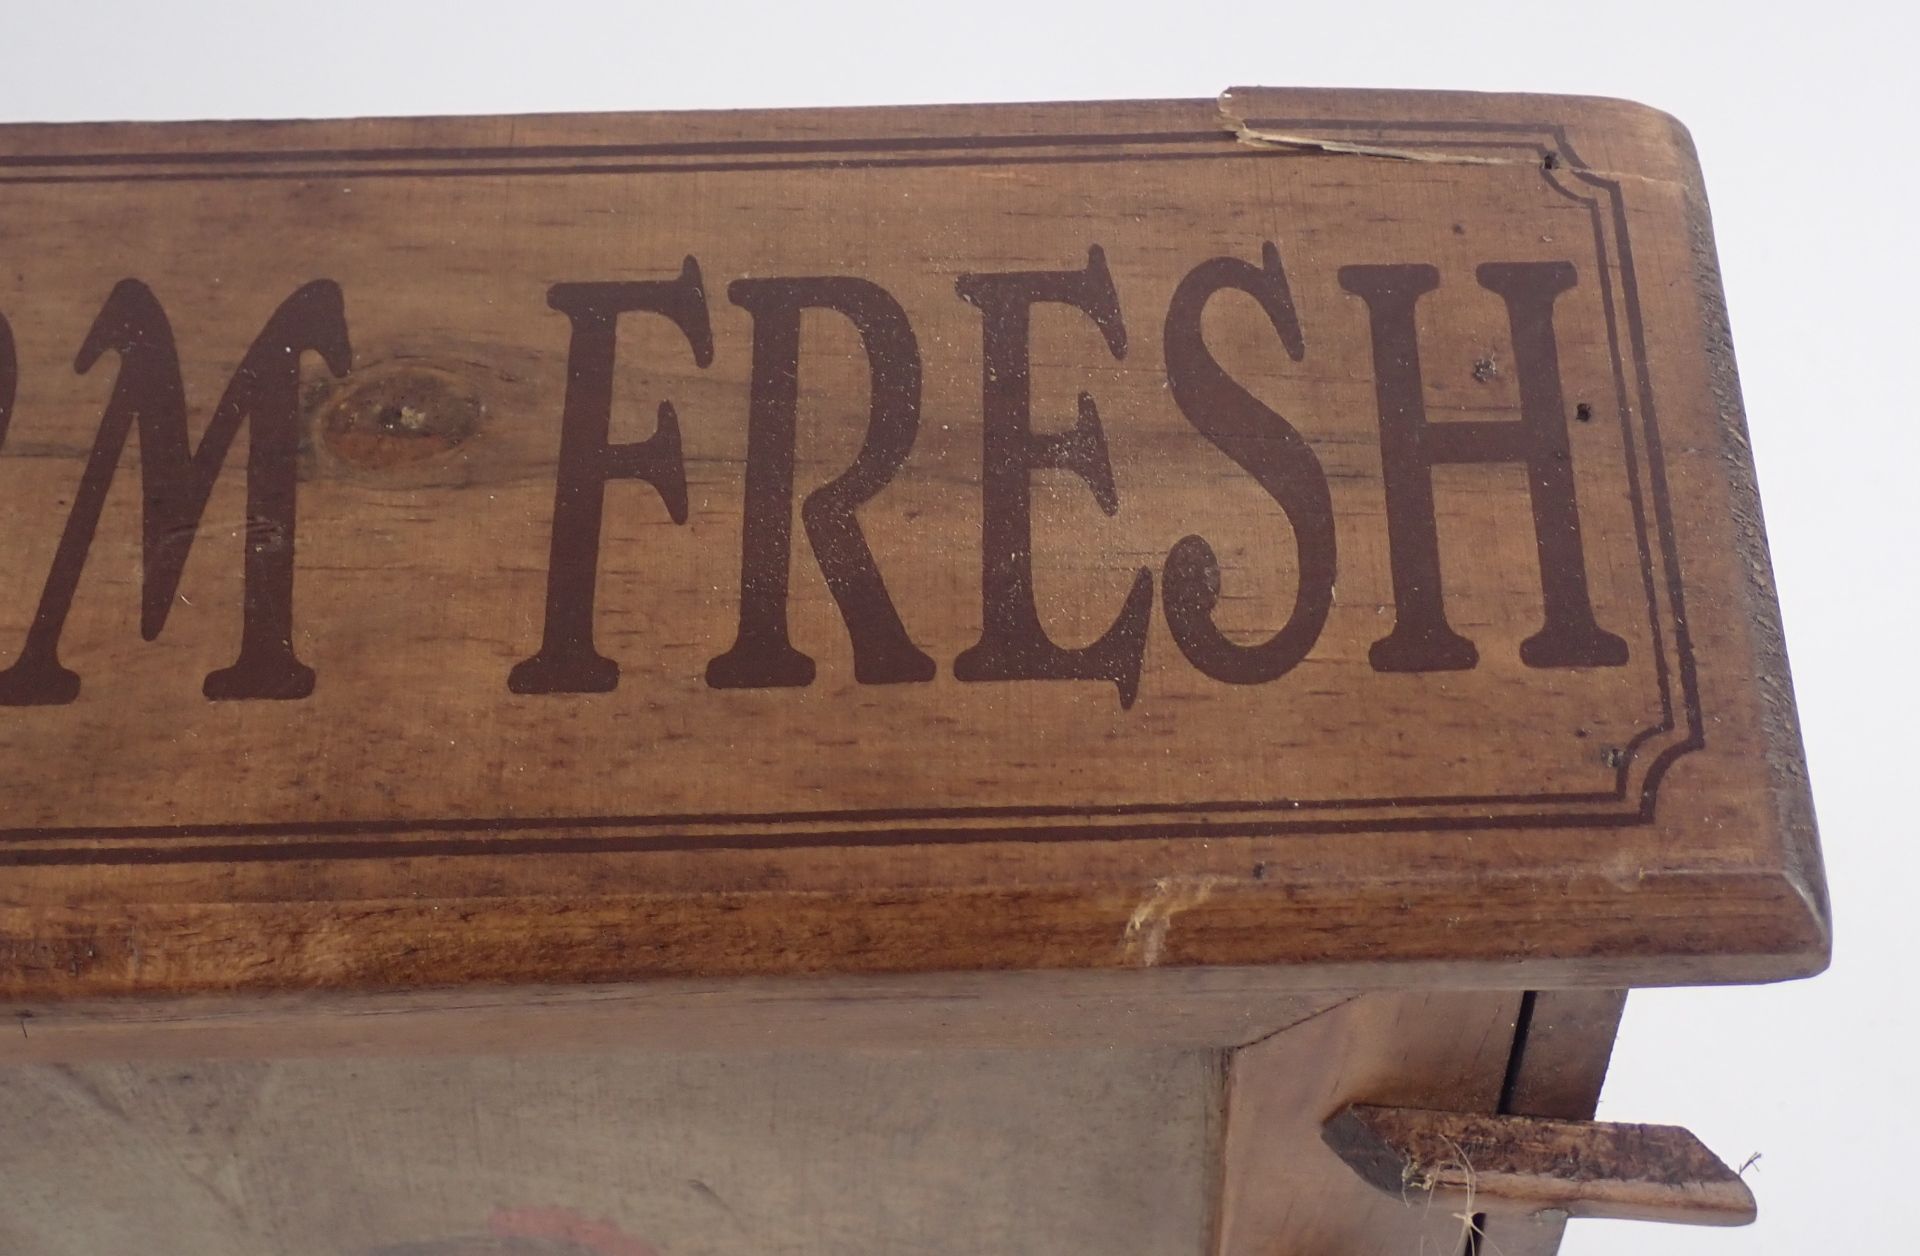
[1216,989,1525,1255]
[0,88,1825,1007]
[0,970,1353,1063]
[1478,988,1630,1254]
[1323,1103,1757,1226]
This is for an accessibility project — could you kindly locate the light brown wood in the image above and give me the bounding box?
[1323,1103,1758,1227]
[0,85,1822,1256]
[1478,988,1630,1254]
[1499,989,1629,1120]
[0,88,1824,1007]
[1216,989,1524,1254]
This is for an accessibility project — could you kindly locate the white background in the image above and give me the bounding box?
[0,3,1910,1252]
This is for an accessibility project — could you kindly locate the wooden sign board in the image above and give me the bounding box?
[0,87,1824,1256]
[0,88,1825,1002]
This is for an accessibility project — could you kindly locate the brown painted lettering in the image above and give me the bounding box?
[1338,261,1628,673]
[952,245,1151,709]
[510,258,712,695]
[0,280,350,705]
[1162,244,1335,683]
[706,277,934,689]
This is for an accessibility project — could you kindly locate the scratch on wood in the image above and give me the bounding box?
[1122,876,1223,967]
[1218,89,1511,165]
[1216,87,1685,191]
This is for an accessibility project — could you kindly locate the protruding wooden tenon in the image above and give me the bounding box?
[1322,1104,1758,1228]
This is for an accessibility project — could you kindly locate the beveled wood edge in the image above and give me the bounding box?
[0,968,1360,1063]
[0,862,1831,1006]
[1674,122,1832,959]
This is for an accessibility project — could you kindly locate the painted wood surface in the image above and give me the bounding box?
[0,85,1815,1256]
[0,88,1824,1003]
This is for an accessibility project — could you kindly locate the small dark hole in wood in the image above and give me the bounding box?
[1602,747,1626,769]
[1575,402,1594,423]
[1543,151,1562,170]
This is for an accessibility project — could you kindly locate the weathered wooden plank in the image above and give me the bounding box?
[0,88,1823,1006]
[1323,1103,1758,1227]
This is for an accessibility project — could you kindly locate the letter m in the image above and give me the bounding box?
[0,280,351,705]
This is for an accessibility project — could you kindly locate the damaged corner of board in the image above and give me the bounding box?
[0,86,1827,1003]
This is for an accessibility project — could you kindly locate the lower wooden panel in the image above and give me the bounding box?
[1,1048,1222,1256]
[0,989,1587,1255]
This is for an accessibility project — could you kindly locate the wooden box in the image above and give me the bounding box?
[0,86,1825,1254]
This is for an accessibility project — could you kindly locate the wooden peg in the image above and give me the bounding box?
[1322,1104,1758,1228]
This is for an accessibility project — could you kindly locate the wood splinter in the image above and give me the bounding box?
[1322,1104,1758,1228]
